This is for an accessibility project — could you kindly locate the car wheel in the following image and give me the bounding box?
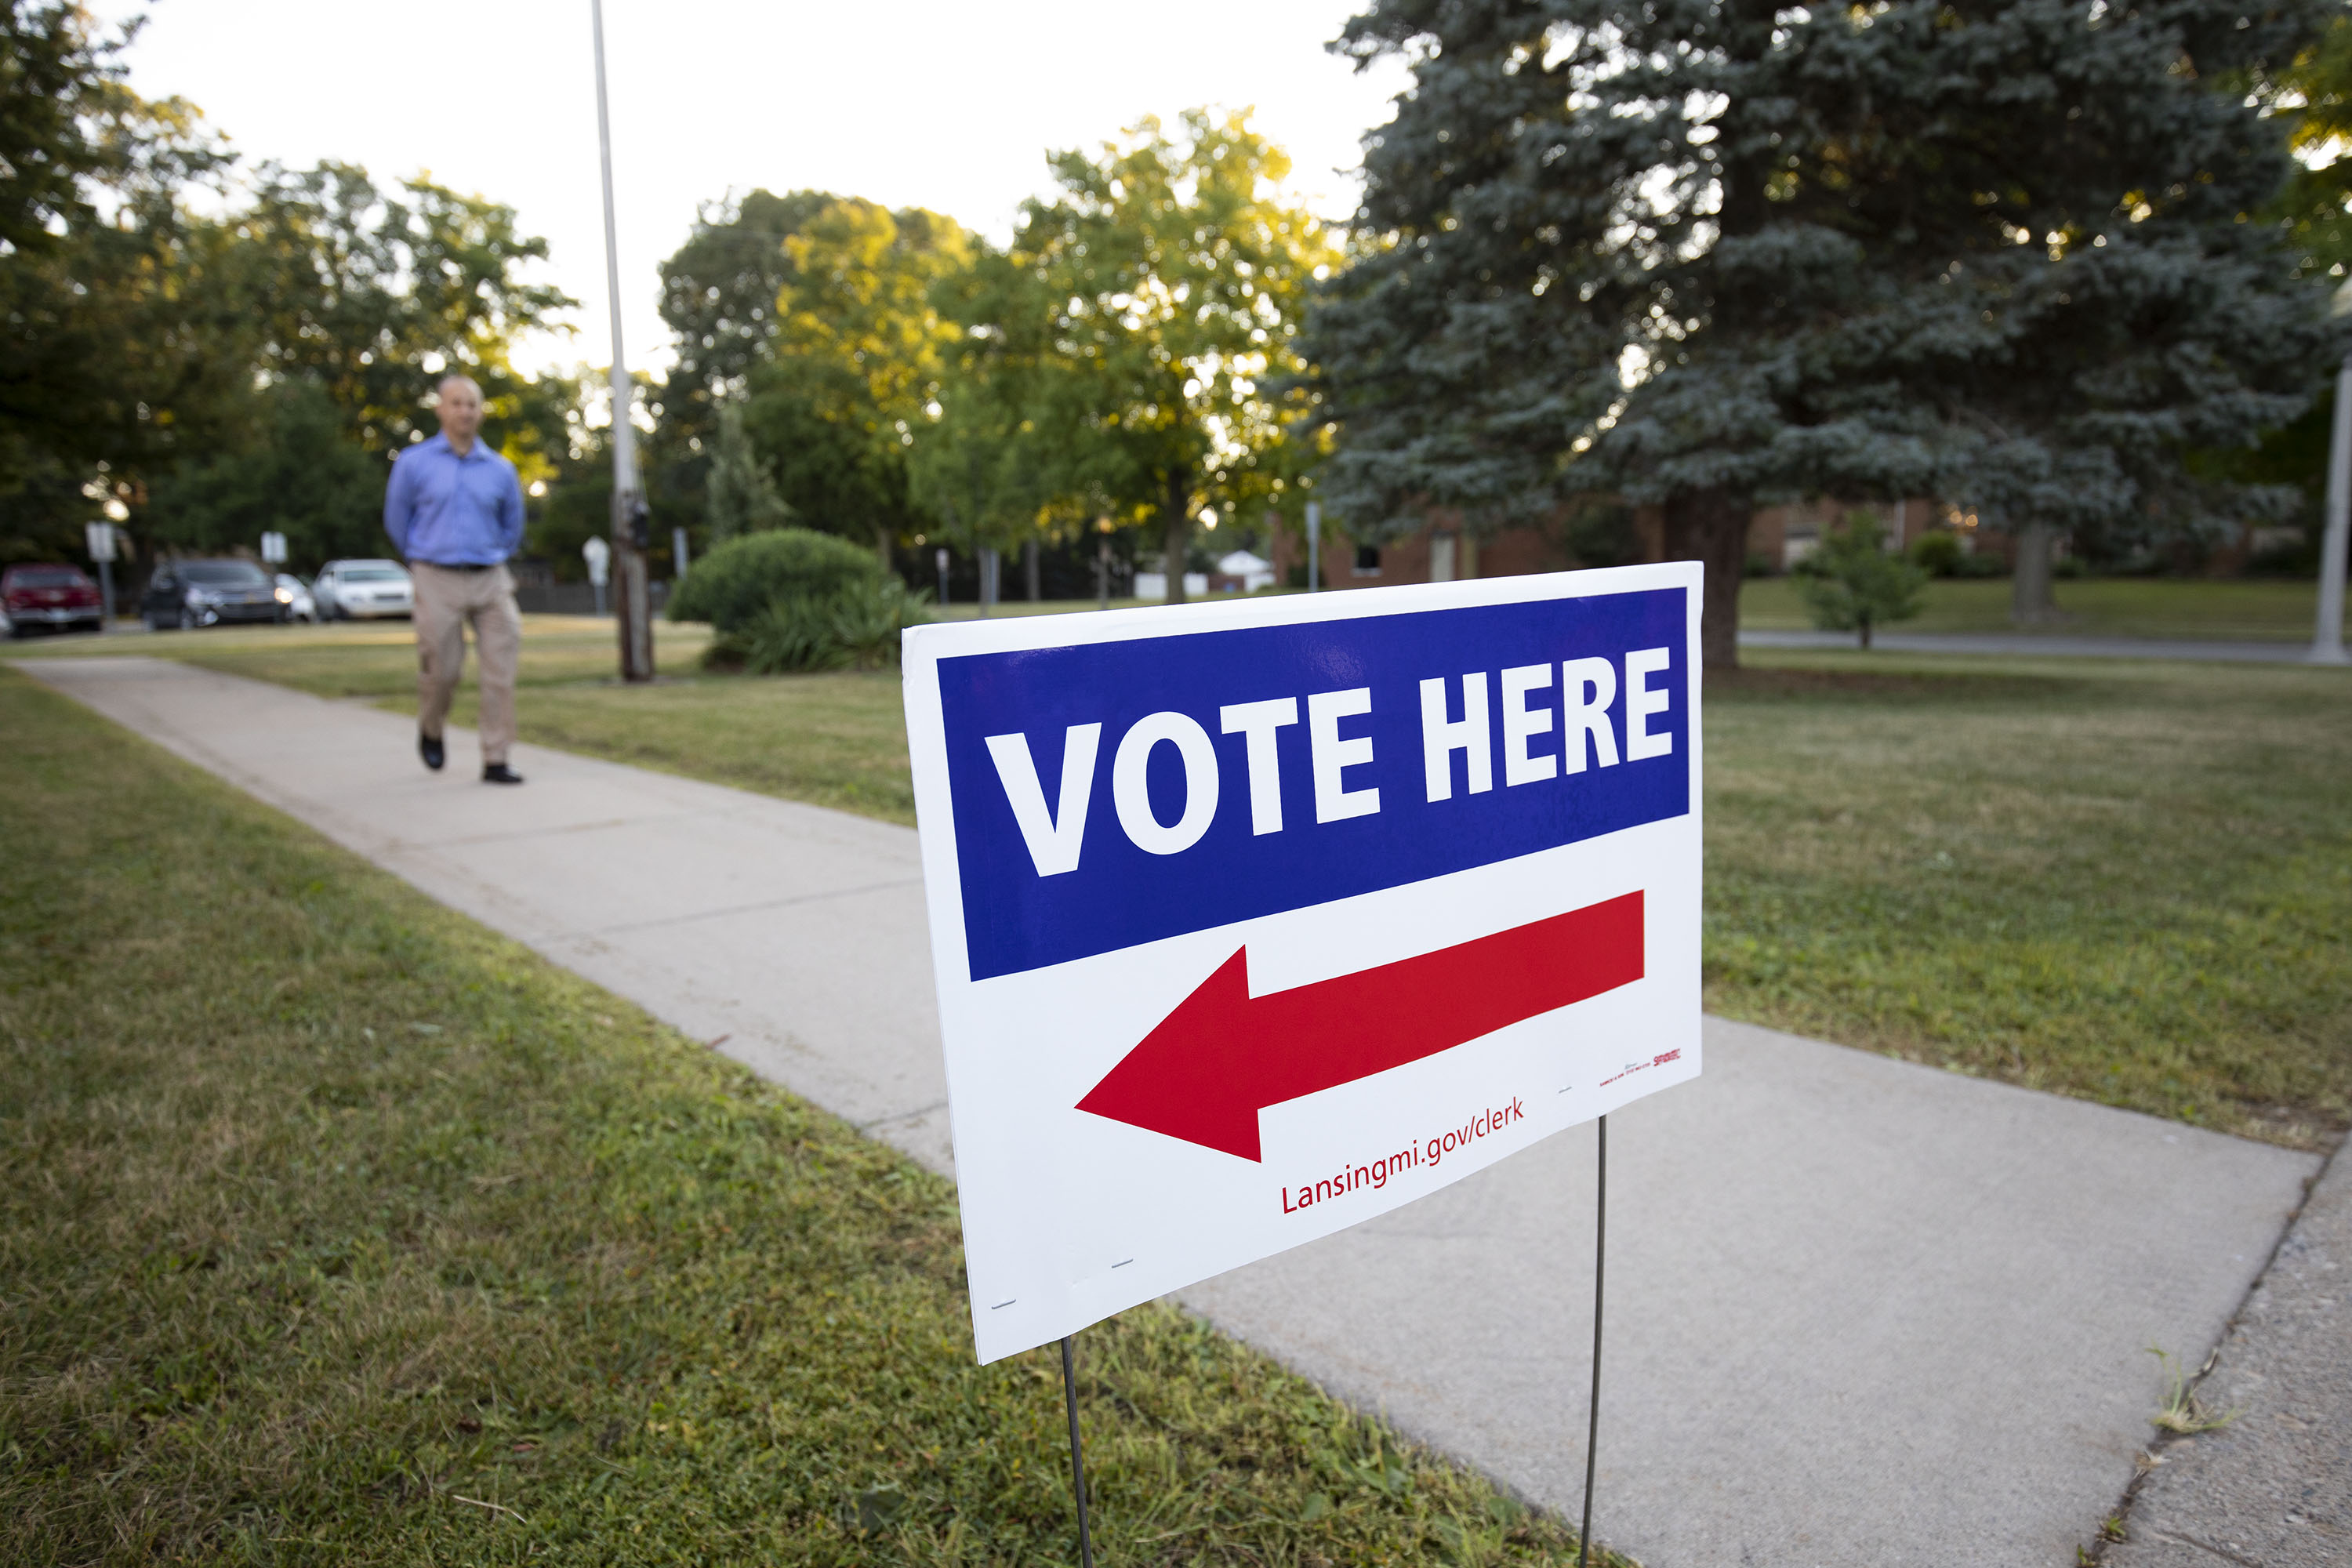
[177,607,198,631]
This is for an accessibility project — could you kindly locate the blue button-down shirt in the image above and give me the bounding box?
[383,434,526,566]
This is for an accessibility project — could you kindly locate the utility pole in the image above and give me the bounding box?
[2314,347,2351,666]
[591,0,654,682]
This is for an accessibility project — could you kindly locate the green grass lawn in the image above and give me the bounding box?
[308,641,2352,1152]
[0,668,1610,1567]
[1737,575,2323,640]
[1702,656,2350,1149]
[9,617,2347,1149]
[2,614,715,697]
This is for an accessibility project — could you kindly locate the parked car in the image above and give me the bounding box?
[2,563,104,636]
[275,572,319,622]
[142,559,290,630]
[310,559,414,619]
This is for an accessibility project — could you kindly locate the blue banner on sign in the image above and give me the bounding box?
[938,586,1690,981]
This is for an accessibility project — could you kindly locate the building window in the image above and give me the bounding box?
[1352,545,1381,576]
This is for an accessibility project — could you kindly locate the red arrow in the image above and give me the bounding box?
[1076,891,1644,1161]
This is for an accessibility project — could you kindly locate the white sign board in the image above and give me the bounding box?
[85,521,117,564]
[581,535,611,586]
[260,530,288,564]
[903,563,1704,1363]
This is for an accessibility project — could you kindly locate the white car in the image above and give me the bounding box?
[275,573,319,622]
[311,559,414,619]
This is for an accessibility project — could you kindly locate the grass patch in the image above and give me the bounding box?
[11,619,2347,1152]
[1737,575,2321,640]
[0,668,1610,1566]
[1704,654,2352,1149]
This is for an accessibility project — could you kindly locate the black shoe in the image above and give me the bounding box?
[481,763,524,786]
[419,731,445,771]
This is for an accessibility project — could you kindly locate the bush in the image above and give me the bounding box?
[1795,513,1927,648]
[667,528,884,633]
[1909,531,1966,577]
[670,528,928,673]
[717,579,931,674]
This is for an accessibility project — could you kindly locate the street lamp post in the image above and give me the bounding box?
[2314,347,2352,666]
[590,0,654,682]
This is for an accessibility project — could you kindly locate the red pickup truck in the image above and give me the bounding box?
[2,564,103,636]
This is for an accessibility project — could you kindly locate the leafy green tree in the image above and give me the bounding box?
[1310,0,2330,662]
[703,401,792,544]
[0,4,252,560]
[657,188,836,451]
[140,380,385,566]
[740,198,973,564]
[220,162,574,460]
[989,111,1337,602]
[1795,515,1927,649]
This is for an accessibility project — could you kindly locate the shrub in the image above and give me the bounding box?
[667,528,884,633]
[717,579,931,674]
[1909,531,1966,578]
[670,528,929,673]
[1795,513,1927,649]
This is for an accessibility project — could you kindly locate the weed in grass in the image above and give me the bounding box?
[2146,1346,2239,1436]
[0,668,1624,1566]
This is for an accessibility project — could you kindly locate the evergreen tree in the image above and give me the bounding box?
[1309,0,2332,661]
[702,401,791,545]
[1794,515,1926,649]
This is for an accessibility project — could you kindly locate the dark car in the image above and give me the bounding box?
[142,559,291,631]
[2,564,104,636]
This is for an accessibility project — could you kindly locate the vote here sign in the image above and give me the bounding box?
[903,562,1703,1363]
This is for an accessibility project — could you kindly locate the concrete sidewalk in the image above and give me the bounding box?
[22,655,2322,1567]
[2107,1139,2349,1566]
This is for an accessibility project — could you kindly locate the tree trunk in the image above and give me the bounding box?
[1024,539,1040,602]
[1160,469,1192,604]
[2011,521,2058,624]
[1660,487,1753,671]
[1859,617,1874,651]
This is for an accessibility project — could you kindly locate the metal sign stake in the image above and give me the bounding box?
[1580,1113,1606,1568]
[1059,1334,1097,1568]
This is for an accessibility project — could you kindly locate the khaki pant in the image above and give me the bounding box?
[412,562,521,766]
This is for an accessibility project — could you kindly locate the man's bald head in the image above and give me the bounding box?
[435,373,484,453]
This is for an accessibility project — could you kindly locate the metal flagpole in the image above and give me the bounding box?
[590,0,654,682]
[1060,1334,1097,1568]
[2313,347,2352,666]
[1579,1114,1606,1568]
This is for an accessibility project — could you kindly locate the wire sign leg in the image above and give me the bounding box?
[1061,1334,1097,1568]
[1579,1113,1607,1568]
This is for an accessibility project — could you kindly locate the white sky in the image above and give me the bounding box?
[105,2,1408,380]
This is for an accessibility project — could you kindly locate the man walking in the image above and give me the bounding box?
[384,373,527,785]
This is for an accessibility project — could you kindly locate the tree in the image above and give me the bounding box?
[742,197,973,563]
[140,380,385,564]
[991,111,1337,602]
[657,188,837,452]
[0,3,251,559]
[1767,0,2335,622]
[1795,515,1926,649]
[703,401,792,544]
[1310,0,2330,662]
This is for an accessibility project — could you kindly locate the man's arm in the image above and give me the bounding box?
[383,452,416,558]
[498,465,526,560]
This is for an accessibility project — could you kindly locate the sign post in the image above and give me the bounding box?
[904,563,1704,1560]
[1305,500,1321,592]
[85,521,118,630]
[583,535,612,617]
